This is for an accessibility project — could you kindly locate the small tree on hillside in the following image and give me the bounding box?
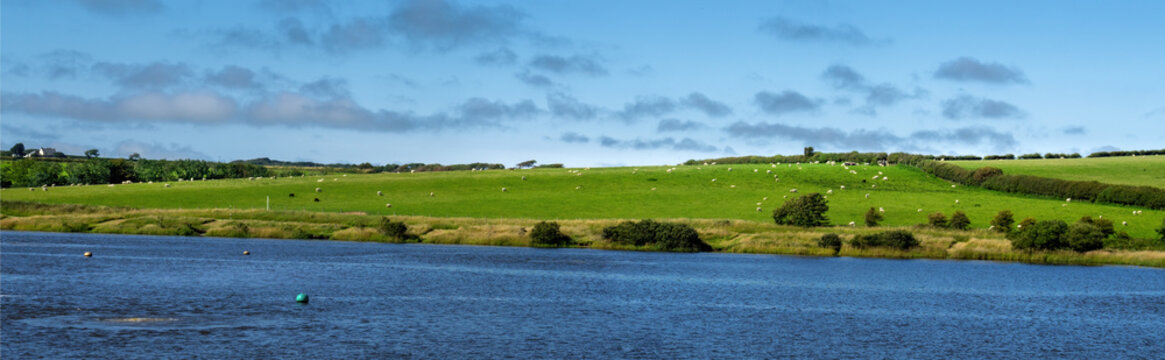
[1065,221,1105,252]
[377,217,408,240]
[516,160,537,168]
[818,233,842,255]
[10,143,25,157]
[928,212,948,228]
[85,149,99,158]
[772,193,829,227]
[1012,220,1068,251]
[803,146,815,158]
[530,221,571,247]
[128,153,141,161]
[949,211,971,230]
[990,210,1015,233]
[864,207,883,227]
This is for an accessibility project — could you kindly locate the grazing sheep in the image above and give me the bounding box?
[789,189,798,193]
[711,178,717,182]
[1122,221,1127,226]
[576,186,582,190]
[878,171,883,175]
[164,184,171,188]
[848,221,856,227]
[840,185,846,190]
[29,188,34,191]
[1062,204,1067,207]
[728,168,733,172]
[783,195,787,199]
[827,189,833,194]
[871,184,876,188]
[521,176,527,180]
[386,204,392,208]
[766,170,772,174]
[756,207,762,212]
[313,198,320,202]
[651,187,656,191]
[864,193,870,199]
[429,192,435,197]
[917,208,923,212]
[377,191,383,196]
[879,207,885,213]
[882,176,888,181]
[757,202,763,206]
[955,199,960,204]
[753,169,758,173]
[318,178,324,182]
[951,184,956,188]
[729,185,736,188]
[41,186,47,192]
[872,175,879,180]
[1066,198,1072,202]
[989,225,995,231]
[501,187,508,192]
[315,188,322,193]
[289,193,295,198]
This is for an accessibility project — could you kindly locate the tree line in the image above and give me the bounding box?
[1,158,270,188]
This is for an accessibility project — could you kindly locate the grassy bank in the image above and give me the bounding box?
[3,161,1163,238]
[3,202,1163,268]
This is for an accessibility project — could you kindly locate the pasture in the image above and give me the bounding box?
[3,161,1162,239]
[948,155,1165,188]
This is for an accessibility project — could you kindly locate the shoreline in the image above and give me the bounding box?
[3,202,1162,268]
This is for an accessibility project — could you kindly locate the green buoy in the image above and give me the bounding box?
[295,293,309,303]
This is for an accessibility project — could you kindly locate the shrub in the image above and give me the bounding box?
[772,193,829,227]
[970,166,1003,185]
[864,207,883,227]
[377,217,408,240]
[1064,222,1105,252]
[949,211,970,230]
[818,233,842,255]
[1011,220,1068,251]
[927,212,948,228]
[529,221,571,247]
[990,210,1014,233]
[1077,216,1115,238]
[601,219,711,252]
[850,230,919,250]
[1158,218,1165,241]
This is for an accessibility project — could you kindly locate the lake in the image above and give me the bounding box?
[2,231,1163,359]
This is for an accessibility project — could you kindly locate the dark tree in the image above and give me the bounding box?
[85,149,99,158]
[772,193,830,227]
[1011,220,1068,251]
[949,211,971,230]
[128,153,141,161]
[1065,222,1105,252]
[864,207,883,227]
[990,210,1015,233]
[10,143,25,157]
[516,160,537,169]
[1077,216,1114,238]
[803,146,815,158]
[529,221,572,247]
[927,212,948,228]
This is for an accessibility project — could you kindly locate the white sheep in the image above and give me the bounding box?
[315,187,322,192]
[879,207,885,213]
[756,207,762,212]
[762,197,768,201]
[864,193,870,199]
[827,189,833,194]
[756,202,763,206]
[917,208,923,212]
[951,184,956,188]
[878,171,883,175]
[1122,221,1128,226]
[871,184,877,188]
[882,176,888,181]
[840,185,846,190]
[576,186,581,190]
[1066,198,1072,202]
[164,184,171,188]
[377,191,383,196]
[318,178,324,182]
[502,187,507,192]
[753,169,758,173]
[728,167,733,172]
[729,185,736,188]
[766,170,772,174]
[955,199,960,204]
[872,175,879,180]
[429,192,435,197]
[521,176,527,181]
[790,189,798,193]
[651,187,656,191]
[848,221,856,227]
[386,203,392,208]
[711,178,717,182]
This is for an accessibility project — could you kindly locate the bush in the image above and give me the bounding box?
[864,207,883,227]
[1157,218,1165,241]
[1064,222,1105,252]
[970,166,1003,185]
[818,233,842,255]
[990,210,1014,233]
[927,212,948,228]
[529,221,571,247]
[1011,220,1068,251]
[772,193,829,227]
[949,211,971,230]
[601,219,711,252]
[377,217,408,240]
[1077,216,1115,238]
[850,230,919,250]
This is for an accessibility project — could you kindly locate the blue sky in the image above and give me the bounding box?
[2,0,1163,167]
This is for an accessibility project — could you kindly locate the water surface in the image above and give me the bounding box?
[2,231,1162,358]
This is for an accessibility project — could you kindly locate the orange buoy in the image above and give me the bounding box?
[83,252,92,257]
[243,250,250,255]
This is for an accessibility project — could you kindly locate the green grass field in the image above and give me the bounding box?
[3,161,1163,239]
[948,155,1165,188]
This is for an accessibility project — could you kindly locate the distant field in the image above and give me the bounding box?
[948,156,1165,188]
[3,162,1162,239]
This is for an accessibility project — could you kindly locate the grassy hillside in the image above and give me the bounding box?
[948,156,1165,188]
[3,162,1162,239]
